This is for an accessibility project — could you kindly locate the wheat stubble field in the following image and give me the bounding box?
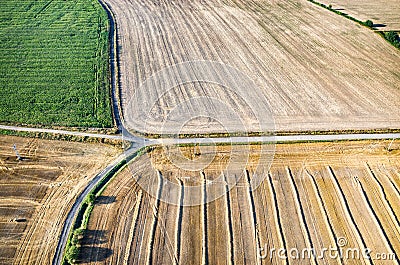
[1,0,399,264]
[74,0,400,264]
[78,140,400,264]
[317,0,400,30]
[104,0,400,135]
[0,136,119,265]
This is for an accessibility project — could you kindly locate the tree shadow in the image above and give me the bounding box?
[95,195,117,205]
[77,247,113,263]
[77,230,113,263]
[333,8,345,11]
[373,23,387,28]
[81,230,108,244]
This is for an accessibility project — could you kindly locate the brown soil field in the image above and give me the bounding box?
[0,136,119,265]
[318,0,400,30]
[104,0,400,135]
[80,139,400,264]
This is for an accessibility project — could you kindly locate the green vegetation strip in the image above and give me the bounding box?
[0,0,112,127]
[379,31,400,49]
[0,129,121,146]
[139,128,400,140]
[307,0,400,50]
[62,146,151,264]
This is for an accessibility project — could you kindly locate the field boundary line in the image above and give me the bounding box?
[174,178,184,265]
[201,171,209,265]
[223,174,235,265]
[97,0,124,129]
[357,179,400,264]
[306,170,344,265]
[245,170,262,265]
[0,125,122,140]
[286,167,317,265]
[365,164,400,233]
[381,167,400,206]
[266,173,289,265]
[146,171,163,265]
[123,190,143,265]
[327,166,373,265]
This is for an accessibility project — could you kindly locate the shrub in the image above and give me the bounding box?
[384,31,400,48]
[65,245,79,264]
[364,20,374,28]
[85,193,96,205]
[73,228,85,240]
[386,31,399,42]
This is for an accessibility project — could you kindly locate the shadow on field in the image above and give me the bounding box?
[373,23,387,28]
[95,195,117,204]
[81,230,108,244]
[78,247,113,263]
[78,230,113,263]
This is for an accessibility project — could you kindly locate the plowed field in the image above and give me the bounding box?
[0,136,119,265]
[103,0,400,135]
[81,140,400,264]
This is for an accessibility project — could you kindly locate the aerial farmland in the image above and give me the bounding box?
[78,141,400,264]
[317,0,400,30]
[0,0,111,127]
[0,0,399,265]
[108,0,400,135]
[0,136,119,264]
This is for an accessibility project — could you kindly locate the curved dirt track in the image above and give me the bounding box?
[79,140,400,264]
[104,0,400,135]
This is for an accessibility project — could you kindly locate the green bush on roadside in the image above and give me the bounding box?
[364,20,374,28]
[85,193,96,205]
[384,31,400,48]
[65,245,79,264]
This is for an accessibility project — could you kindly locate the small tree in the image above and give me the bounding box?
[328,4,332,9]
[65,245,79,264]
[85,193,95,205]
[385,31,400,48]
[386,31,399,43]
[73,228,85,240]
[364,20,374,28]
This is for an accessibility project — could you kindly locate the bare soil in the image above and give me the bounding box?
[104,0,400,135]
[318,0,400,30]
[81,140,400,264]
[0,136,119,265]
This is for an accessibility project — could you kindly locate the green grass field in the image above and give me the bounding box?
[0,0,112,127]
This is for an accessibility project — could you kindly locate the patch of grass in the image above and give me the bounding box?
[0,0,112,127]
[0,129,122,147]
